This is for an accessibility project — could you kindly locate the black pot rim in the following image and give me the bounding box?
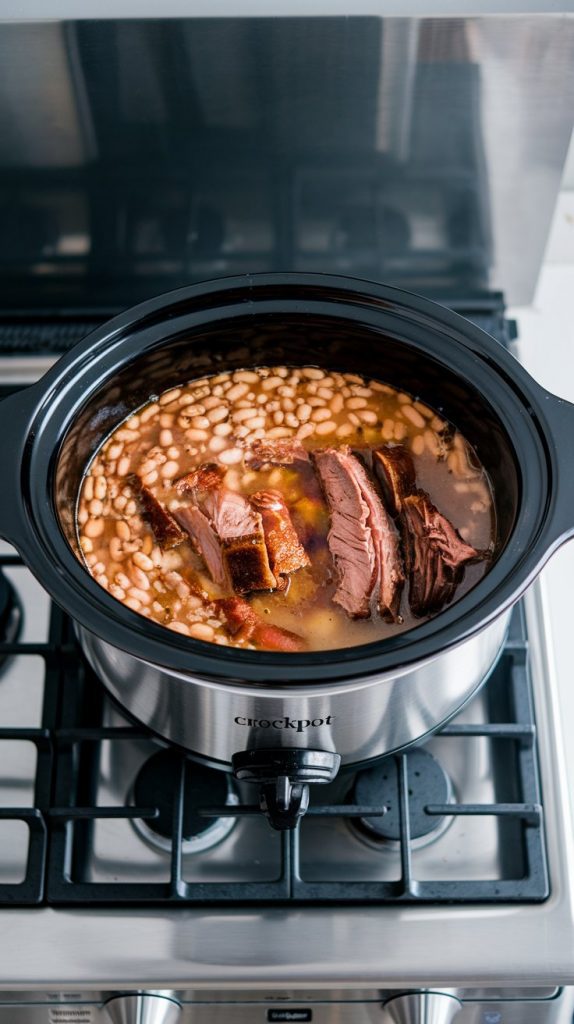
[5,271,572,685]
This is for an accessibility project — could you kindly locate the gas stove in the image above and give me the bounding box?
[0,546,550,908]
[1,305,574,1024]
[1,9,574,1020]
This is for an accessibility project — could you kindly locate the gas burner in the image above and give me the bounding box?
[0,567,22,671]
[131,749,238,854]
[350,748,454,850]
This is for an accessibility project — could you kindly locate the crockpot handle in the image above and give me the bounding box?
[542,392,574,549]
[0,383,41,548]
[232,749,341,830]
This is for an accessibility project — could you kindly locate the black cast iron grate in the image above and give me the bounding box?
[0,293,516,356]
[0,548,549,908]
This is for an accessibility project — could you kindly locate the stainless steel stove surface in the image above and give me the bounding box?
[1,533,574,1021]
[0,558,548,905]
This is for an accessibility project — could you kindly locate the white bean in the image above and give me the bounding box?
[160,429,173,447]
[267,427,293,439]
[311,408,331,423]
[297,423,315,440]
[116,520,131,540]
[214,421,233,437]
[330,393,344,414]
[117,456,131,477]
[159,388,181,406]
[315,420,336,435]
[84,518,104,538]
[160,461,179,479]
[245,416,266,430]
[302,367,325,380]
[209,436,228,453]
[208,405,228,424]
[140,403,159,423]
[411,435,425,455]
[83,477,94,502]
[401,405,426,428]
[233,370,259,384]
[219,447,243,465]
[190,622,215,641]
[109,537,124,561]
[186,428,208,442]
[347,397,367,410]
[107,442,123,461]
[298,403,312,422]
[262,376,283,391]
[168,621,190,635]
[227,382,249,402]
[133,551,154,572]
[357,409,378,425]
[414,401,434,420]
[232,407,256,423]
[336,423,354,438]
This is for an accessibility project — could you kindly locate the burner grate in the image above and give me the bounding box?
[0,553,548,907]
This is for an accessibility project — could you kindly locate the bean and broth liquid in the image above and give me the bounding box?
[77,367,494,651]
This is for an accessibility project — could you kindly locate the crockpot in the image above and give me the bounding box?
[0,274,572,829]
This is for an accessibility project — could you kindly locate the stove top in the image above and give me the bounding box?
[0,542,549,908]
[1,303,574,995]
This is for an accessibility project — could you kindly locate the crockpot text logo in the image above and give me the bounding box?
[234,715,334,734]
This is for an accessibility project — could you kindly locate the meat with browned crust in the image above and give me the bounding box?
[216,596,306,651]
[372,445,417,517]
[250,490,309,582]
[129,475,185,549]
[401,490,482,616]
[173,466,277,593]
[312,447,404,621]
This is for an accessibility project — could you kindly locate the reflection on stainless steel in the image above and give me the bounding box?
[104,993,182,1024]
[383,991,462,1024]
[85,663,512,887]
[0,17,572,310]
[77,613,510,769]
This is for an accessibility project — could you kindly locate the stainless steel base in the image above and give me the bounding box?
[77,611,511,768]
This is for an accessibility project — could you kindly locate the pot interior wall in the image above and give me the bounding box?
[54,313,520,562]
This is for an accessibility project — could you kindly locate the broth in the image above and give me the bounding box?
[76,366,495,651]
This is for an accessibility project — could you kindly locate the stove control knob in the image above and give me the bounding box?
[104,993,181,1024]
[383,991,462,1024]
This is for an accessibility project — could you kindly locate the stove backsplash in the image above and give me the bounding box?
[0,16,572,316]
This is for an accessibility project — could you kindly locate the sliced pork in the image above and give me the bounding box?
[250,490,310,581]
[130,475,185,549]
[401,491,482,616]
[173,465,277,593]
[372,445,417,517]
[312,447,404,621]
